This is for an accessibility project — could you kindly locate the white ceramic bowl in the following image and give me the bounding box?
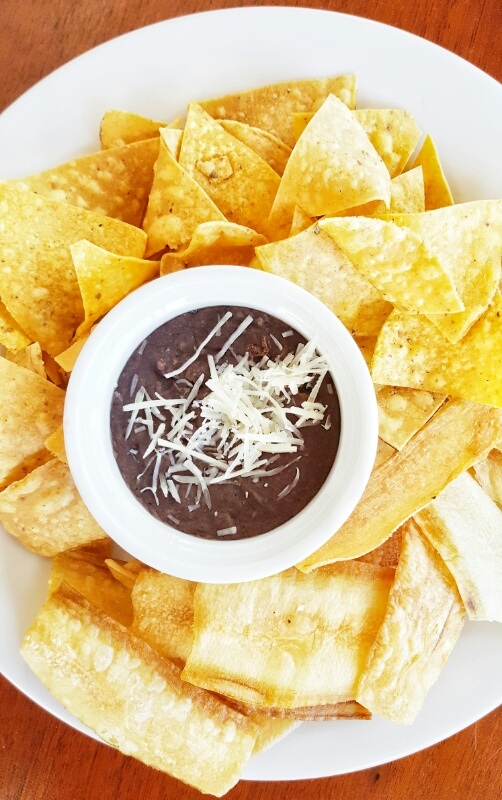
[65,265,378,583]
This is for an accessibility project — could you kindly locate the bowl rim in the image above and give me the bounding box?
[64,265,378,583]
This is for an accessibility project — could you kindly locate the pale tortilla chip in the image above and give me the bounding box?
[105,558,142,590]
[21,584,257,797]
[415,471,502,621]
[54,333,90,373]
[386,201,502,342]
[239,699,370,722]
[411,134,454,210]
[100,109,171,149]
[0,299,31,351]
[356,521,464,724]
[376,386,445,450]
[320,217,462,314]
[160,127,183,159]
[44,425,67,464]
[297,399,502,570]
[472,449,502,507]
[8,139,159,227]
[334,167,425,217]
[0,458,108,556]
[289,205,313,237]
[142,137,225,256]
[357,526,403,569]
[179,102,281,239]
[0,357,65,489]
[374,438,396,468]
[220,120,292,175]
[251,718,300,753]
[371,293,502,407]
[200,74,357,148]
[6,342,46,379]
[182,564,393,709]
[254,225,392,336]
[270,96,391,224]
[42,353,66,386]
[0,185,147,355]
[70,240,160,337]
[160,222,266,273]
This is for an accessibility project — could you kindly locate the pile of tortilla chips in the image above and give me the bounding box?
[1,73,501,797]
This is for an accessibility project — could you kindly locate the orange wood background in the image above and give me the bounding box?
[0,1,501,799]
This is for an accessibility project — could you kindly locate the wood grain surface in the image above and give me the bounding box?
[0,1,501,799]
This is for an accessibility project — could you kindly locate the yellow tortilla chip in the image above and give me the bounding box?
[21,584,257,797]
[356,521,464,724]
[320,216,462,314]
[179,102,281,239]
[255,225,392,336]
[142,137,225,256]
[105,558,142,589]
[357,526,403,569]
[371,293,502,407]
[415,471,502,621]
[160,126,183,160]
[70,240,160,337]
[54,333,90,373]
[160,222,266,274]
[334,167,425,217]
[411,134,454,210]
[220,120,292,175]
[386,201,502,342]
[0,457,108,556]
[471,449,502,507]
[6,342,46,379]
[0,299,31,351]
[44,425,67,465]
[42,352,66,386]
[297,399,502,570]
[270,96,391,224]
[0,186,147,355]
[289,205,313,237]
[100,109,170,148]
[376,386,445,450]
[8,139,159,227]
[0,357,65,489]
[200,74,357,148]
[374,438,396,468]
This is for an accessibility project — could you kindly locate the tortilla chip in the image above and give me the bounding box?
[160,222,266,273]
[255,225,392,336]
[289,205,313,237]
[239,699,370,722]
[220,120,292,175]
[105,558,143,590]
[0,185,147,355]
[44,425,67,464]
[54,333,90,373]
[142,137,225,256]
[70,240,160,337]
[356,521,464,724]
[42,352,67,386]
[100,109,169,148]
[357,526,403,569]
[376,386,445,450]
[386,201,502,342]
[182,564,393,709]
[320,216,462,314]
[0,458,109,556]
[411,134,454,210]
[297,399,502,570]
[6,342,46,379]
[251,718,300,753]
[8,139,159,227]
[270,96,391,224]
[415,472,502,621]
[21,584,257,797]
[179,102,281,239]
[0,299,31,351]
[0,358,65,489]
[160,126,183,159]
[334,167,425,217]
[471,449,502,507]
[374,438,396,468]
[371,293,502,407]
[200,74,357,148]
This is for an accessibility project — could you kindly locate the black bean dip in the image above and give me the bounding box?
[110,306,340,540]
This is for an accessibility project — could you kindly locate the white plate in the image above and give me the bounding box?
[0,7,501,783]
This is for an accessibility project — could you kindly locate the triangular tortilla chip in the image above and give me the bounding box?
[54,333,90,373]
[0,186,147,355]
[254,225,392,336]
[6,342,46,379]
[385,201,502,341]
[220,120,291,175]
[270,95,391,224]
[179,102,281,239]
[289,205,313,237]
[8,139,159,227]
[335,167,425,217]
[472,449,502,507]
[0,298,31,351]
[100,109,175,148]
[160,222,266,273]
[376,386,445,450]
[142,137,225,256]
[320,216,462,314]
[70,240,160,337]
[371,292,502,407]
[411,134,454,210]
[44,425,67,465]
[199,74,357,148]
[160,127,183,159]
[0,357,65,489]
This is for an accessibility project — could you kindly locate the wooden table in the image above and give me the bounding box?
[0,1,500,798]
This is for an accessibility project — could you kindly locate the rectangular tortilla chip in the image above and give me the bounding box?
[297,399,502,570]
[0,458,109,556]
[414,471,502,621]
[21,584,257,797]
[356,521,464,724]
[182,564,393,709]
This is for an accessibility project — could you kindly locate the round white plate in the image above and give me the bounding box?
[0,7,501,783]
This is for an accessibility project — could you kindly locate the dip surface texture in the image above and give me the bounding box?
[110,306,340,539]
